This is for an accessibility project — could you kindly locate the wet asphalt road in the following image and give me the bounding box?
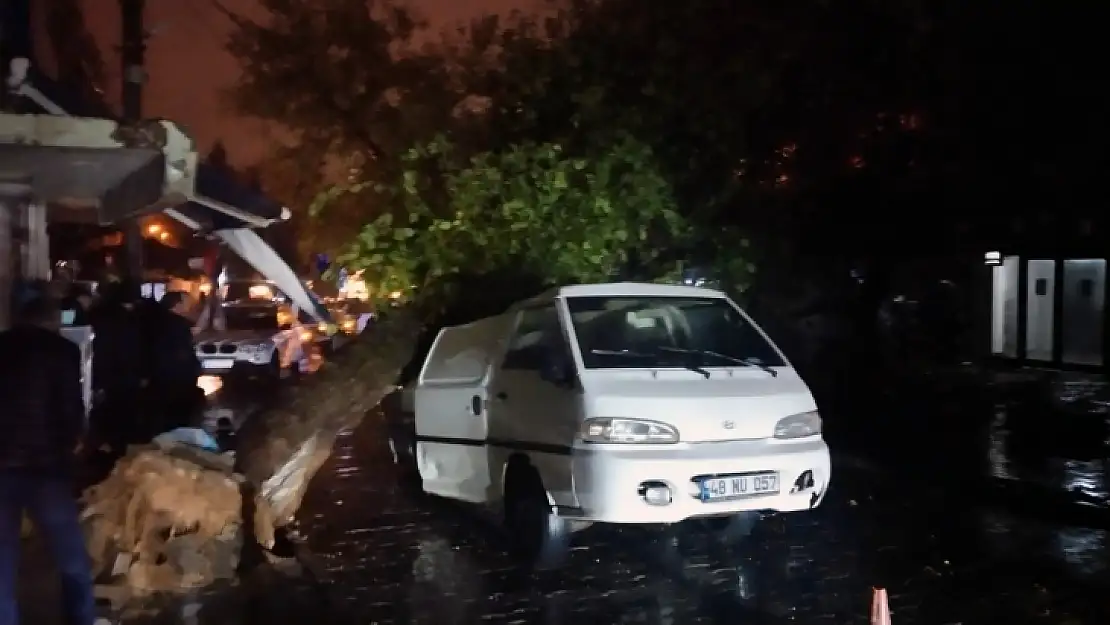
[199,361,1110,625]
[280,399,1110,625]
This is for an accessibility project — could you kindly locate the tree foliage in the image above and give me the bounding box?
[222,0,488,260]
[232,0,960,295]
[316,133,695,307]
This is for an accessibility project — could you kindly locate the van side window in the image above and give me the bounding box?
[502,305,566,370]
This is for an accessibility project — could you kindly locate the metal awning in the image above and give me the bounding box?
[162,163,290,231]
[0,143,167,223]
[0,112,198,224]
[214,228,331,324]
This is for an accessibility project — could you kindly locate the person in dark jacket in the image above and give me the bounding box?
[148,291,203,433]
[88,280,147,453]
[59,284,93,327]
[0,296,97,625]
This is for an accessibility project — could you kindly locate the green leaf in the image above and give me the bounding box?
[402,170,419,195]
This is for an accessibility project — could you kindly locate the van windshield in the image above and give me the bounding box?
[565,296,785,370]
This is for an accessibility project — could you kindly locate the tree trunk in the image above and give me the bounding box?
[78,308,423,596]
[235,308,423,528]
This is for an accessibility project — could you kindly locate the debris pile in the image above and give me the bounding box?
[76,310,423,602]
[80,445,247,596]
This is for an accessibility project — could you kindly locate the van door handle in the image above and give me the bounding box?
[494,391,508,401]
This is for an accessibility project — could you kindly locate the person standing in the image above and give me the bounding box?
[0,296,96,625]
[149,291,203,434]
[88,280,146,455]
[60,284,94,327]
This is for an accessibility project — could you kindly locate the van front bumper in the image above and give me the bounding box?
[565,437,830,524]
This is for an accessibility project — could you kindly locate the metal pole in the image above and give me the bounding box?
[0,200,12,331]
[119,0,146,122]
[119,0,146,293]
[0,175,33,330]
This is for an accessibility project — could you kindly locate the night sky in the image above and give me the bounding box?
[35,0,536,165]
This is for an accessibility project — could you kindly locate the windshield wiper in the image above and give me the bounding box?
[656,346,778,377]
[589,348,712,379]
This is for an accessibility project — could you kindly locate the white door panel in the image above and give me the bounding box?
[485,301,581,508]
[487,369,580,508]
[416,383,490,502]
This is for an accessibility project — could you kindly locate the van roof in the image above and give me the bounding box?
[520,282,727,306]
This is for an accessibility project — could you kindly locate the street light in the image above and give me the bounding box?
[147,223,162,236]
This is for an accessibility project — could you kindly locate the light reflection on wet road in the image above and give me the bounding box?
[281,399,1110,625]
[200,361,1110,624]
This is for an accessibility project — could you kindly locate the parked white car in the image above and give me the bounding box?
[194,301,308,381]
[398,282,831,567]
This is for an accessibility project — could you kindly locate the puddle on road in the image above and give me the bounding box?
[285,403,1110,625]
[192,364,1110,624]
[987,398,1110,505]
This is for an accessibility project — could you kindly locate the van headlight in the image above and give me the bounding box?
[581,418,679,444]
[773,411,822,439]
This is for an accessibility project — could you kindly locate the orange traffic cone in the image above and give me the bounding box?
[870,587,891,625]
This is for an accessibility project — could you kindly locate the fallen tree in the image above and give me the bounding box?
[79,309,423,598]
[234,308,423,529]
[75,127,723,604]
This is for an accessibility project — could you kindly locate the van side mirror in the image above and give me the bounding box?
[538,349,575,388]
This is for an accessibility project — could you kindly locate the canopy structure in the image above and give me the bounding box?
[214,228,331,324]
[165,163,290,231]
[0,113,194,223]
[4,57,325,324]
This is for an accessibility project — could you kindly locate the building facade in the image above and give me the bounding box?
[988,255,1107,368]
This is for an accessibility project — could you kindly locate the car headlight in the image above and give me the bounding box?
[580,418,679,444]
[773,411,822,439]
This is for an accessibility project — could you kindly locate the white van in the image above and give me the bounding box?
[408,282,831,566]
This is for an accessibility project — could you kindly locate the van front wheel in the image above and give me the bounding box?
[386,429,423,497]
[504,468,570,570]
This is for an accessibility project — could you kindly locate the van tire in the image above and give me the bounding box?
[701,511,760,544]
[400,463,424,497]
[386,432,423,497]
[503,464,570,570]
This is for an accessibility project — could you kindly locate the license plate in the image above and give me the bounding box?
[699,472,779,502]
[203,359,235,370]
